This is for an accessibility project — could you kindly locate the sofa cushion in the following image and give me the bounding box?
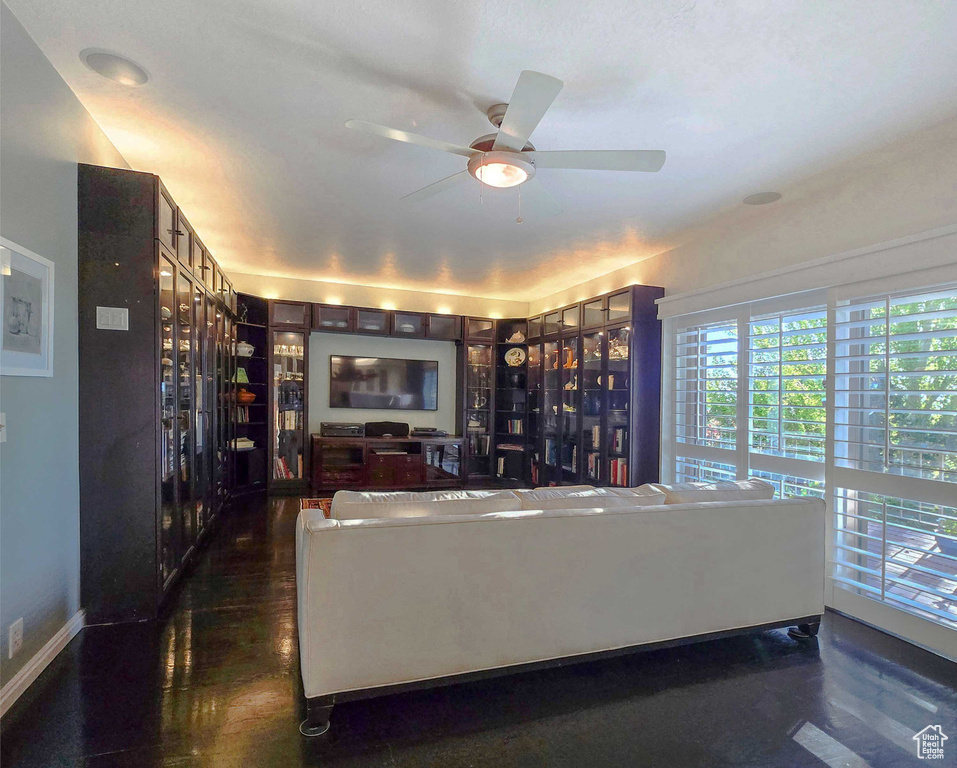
[646,479,775,504]
[331,490,521,520]
[604,485,668,505]
[533,485,596,492]
[513,487,652,510]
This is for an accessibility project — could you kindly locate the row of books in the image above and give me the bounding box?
[586,451,600,478]
[274,455,302,480]
[236,405,254,423]
[589,424,601,447]
[469,434,490,456]
[609,458,629,486]
[277,410,301,430]
[503,418,523,435]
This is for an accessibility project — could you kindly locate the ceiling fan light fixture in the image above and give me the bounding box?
[467,151,535,189]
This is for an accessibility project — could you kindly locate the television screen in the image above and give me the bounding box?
[329,355,438,411]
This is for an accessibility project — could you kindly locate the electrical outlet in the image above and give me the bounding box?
[9,618,23,659]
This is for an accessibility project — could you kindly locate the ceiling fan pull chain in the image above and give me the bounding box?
[516,187,524,224]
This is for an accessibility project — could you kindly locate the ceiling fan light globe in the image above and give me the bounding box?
[477,163,527,188]
[467,151,535,189]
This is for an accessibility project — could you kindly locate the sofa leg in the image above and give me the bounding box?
[788,620,821,640]
[300,701,333,737]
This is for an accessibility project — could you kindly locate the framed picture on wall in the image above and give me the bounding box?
[1,236,54,377]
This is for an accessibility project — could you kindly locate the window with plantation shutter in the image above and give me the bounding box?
[673,319,739,482]
[833,289,957,483]
[831,285,957,629]
[663,272,957,651]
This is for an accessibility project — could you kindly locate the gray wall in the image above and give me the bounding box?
[309,333,458,435]
[0,1,129,688]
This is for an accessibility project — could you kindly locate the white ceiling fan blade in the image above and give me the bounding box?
[518,178,563,219]
[401,170,472,203]
[345,119,479,158]
[492,71,564,152]
[525,150,666,172]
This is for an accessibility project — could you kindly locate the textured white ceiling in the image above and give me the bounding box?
[8,0,957,300]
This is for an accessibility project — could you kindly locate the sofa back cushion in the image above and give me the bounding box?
[331,490,521,520]
[513,487,659,510]
[604,485,668,505]
[646,479,775,504]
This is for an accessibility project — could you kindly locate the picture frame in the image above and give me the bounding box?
[1,236,55,377]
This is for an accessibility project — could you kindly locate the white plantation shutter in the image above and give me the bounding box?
[663,282,957,639]
[746,307,827,498]
[831,285,957,630]
[673,318,739,482]
[833,288,957,483]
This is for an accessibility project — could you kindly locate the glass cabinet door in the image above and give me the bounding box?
[176,273,195,558]
[582,331,603,483]
[607,327,632,486]
[203,293,216,528]
[272,331,305,482]
[543,340,561,485]
[214,305,225,508]
[561,336,580,482]
[465,344,492,477]
[159,258,178,586]
[527,343,542,485]
[192,284,205,540]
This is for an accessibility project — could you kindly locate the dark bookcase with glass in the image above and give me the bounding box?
[462,318,495,479]
[526,285,663,488]
[268,302,310,492]
[78,164,237,624]
[494,319,529,482]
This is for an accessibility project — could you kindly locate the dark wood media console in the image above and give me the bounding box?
[311,436,466,492]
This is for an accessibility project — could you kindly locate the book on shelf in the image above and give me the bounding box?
[612,427,627,454]
[497,442,524,451]
[590,424,600,447]
[274,455,300,480]
[587,451,598,479]
[237,405,250,423]
[278,409,300,430]
[496,456,505,476]
[505,418,523,435]
[609,458,629,486]
[469,434,490,456]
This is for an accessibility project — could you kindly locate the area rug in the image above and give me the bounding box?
[300,497,332,518]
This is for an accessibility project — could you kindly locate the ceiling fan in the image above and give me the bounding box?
[345,71,666,207]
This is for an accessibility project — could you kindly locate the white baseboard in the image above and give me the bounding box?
[0,610,85,718]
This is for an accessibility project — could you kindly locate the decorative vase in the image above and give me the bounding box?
[237,388,256,404]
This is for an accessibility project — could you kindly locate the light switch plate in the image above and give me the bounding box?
[96,306,129,331]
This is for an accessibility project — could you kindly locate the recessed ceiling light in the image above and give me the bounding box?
[80,49,148,86]
[743,192,782,205]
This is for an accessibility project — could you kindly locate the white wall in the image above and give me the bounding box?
[309,333,457,434]
[0,1,129,689]
[529,116,957,315]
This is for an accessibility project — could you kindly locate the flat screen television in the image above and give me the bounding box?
[329,355,438,411]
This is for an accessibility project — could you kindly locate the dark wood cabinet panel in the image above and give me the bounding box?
[269,300,310,328]
[311,437,464,492]
[427,314,462,341]
[312,303,354,332]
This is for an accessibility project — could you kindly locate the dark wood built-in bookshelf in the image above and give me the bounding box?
[78,164,238,624]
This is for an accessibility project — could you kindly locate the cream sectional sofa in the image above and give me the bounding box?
[297,481,824,734]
